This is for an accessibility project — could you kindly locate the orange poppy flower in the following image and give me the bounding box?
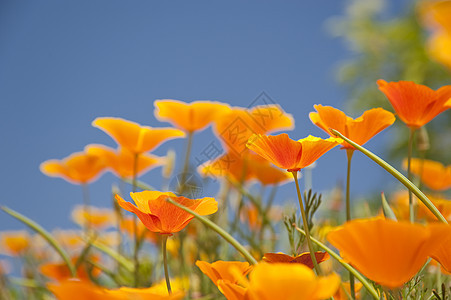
[40,151,107,185]
[404,158,451,191]
[92,117,185,154]
[309,105,395,149]
[0,231,31,256]
[196,260,252,285]
[327,218,451,289]
[71,205,115,230]
[52,230,84,252]
[85,144,163,179]
[154,100,231,133]
[377,80,451,129]
[218,263,340,300]
[430,230,451,273]
[213,105,294,154]
[391,191,451,222]
[40,256,101,281]
[262,251,330,269]
[115,191,218,235]
[246,134,342,172]
[48,279,185,300]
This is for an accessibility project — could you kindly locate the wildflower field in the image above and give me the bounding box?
[1,1,451,300]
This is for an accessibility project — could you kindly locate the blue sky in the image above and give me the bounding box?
[0,1,404,231]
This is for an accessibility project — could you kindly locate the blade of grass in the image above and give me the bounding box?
[90,241,134,272]
[1,206,76,276]
[294,225,379,300]
[330,129,448,224]
[165,198,258,265]
[381,192,397,221]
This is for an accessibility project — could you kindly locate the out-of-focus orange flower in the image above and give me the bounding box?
[48,279,184,300]
[154,100,231,133]
[85,144,163,179]
[404,158,451,191]
[262,252,330,269]
[213,105,294,155]
[218,263,340,300]
[92,117,185,154]
[120,216,159,244]
[327,218,451,289]
[246,134,341,172]
[116,191,218,235]
[391,191,451,222]
[52,230,84,252]
[377,80,451,129]
[0,231,31,256]
[430,228,451,273]
[309,105,395,149]
[428,31,451,70]
[71,205,115,230]
[334,281,363,300]
[40,256,101,281]
[196,260,252,286]
[40,151,107,185]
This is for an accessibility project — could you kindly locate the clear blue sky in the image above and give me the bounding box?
[0,1,404,231]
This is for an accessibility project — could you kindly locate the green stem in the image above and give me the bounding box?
[82,183,91,237]
[291,171,321,275]
[165,198,258,265]
[330,129,448,224]
[345,149,355,300]
[162,235,172,294]
[91,241,134,272]
[179,131,194,195]
[294,226,379,300]
[1,206,76,277]
[132,153,140,287]
[407,128,416,223]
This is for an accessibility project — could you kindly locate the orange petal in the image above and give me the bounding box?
[406,158,451,191]
[217,280,247,300]
[196,260,252,285]
[296,136,342,169]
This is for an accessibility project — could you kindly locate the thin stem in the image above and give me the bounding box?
[291,171,321,275]
[162,235,172,294]
[407,128,416,223]
[82,184,91,237]
[179,131,193,195]
[132,153,140,287]
[345,149,355,300]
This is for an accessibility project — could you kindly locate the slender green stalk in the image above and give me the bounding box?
[1,206,76,276]
[407,128,416,223]
[90,241,134,272]
[162,235,172,294]
[82,183,91,237]
[345,149,355,299]
[123,178,157,191]
[381,192,397,221]
[132,153,140,287]
[179,131,194,195]
[165,198,258,265]
[291,171,321,275]
[294,226,379,300]
[330,129,448,224]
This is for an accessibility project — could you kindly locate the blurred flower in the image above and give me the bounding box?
[116,191,218,235]
[154,99,231,133]
[92,117,185,154]
[334,281,363,300]
[404,158,451,191]
[85,144,164,179]
[241,204,261,231]
[309,105,395,149]
[218,263,340,300]
[213,105,294,155]
[327,217,451,288]
[0,231,31,256]
[40,151,106,185]
[71,205,115,230]
[377,80,451,129]
[48,279,184,300]
[40,256,101,281]
[52,230,84,252]
[262,252,330,269]
[391,191,451,222]
[428,31,451,70]
[120,216,158,244]
[246,134,341,172]
[196,260,252,286]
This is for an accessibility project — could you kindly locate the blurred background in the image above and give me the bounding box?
[1,0,450,233]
